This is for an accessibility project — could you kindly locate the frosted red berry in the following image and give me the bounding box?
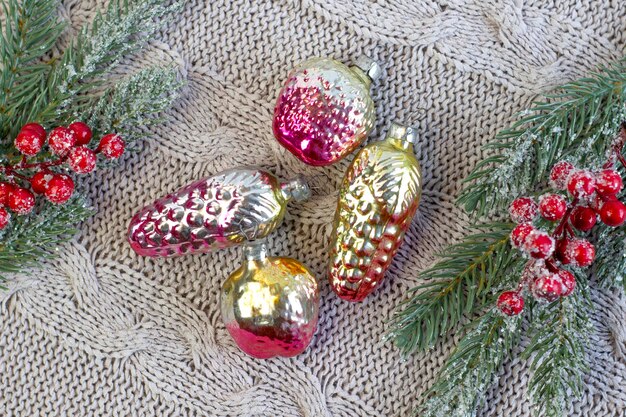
[599,200,626,227]
[0,182,14,206]
[69,122,93,146]
[524,230,555,259]
[15,128,45,156]
[98,134,125,159]
[497,291,524,316]
[0,207,9,230]
[567,170,596,200]
[532,272,563,302]
[570,206,597,232]
[557,269,576,297]
[509,197,538,223]
[538,194,567,221]
[8,187,35,215]
[48,126,77,156]
[510,223,534,248]
[595,169,623,197]
[21,123,46,139]
[30,171,53,194]
[568,239,595,267]
[45,174,74,204]
[550,161,575,190]
[68,146,97,174]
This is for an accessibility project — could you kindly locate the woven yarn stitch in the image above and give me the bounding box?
[1,0,625,416]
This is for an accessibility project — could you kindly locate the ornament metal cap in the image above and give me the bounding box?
[387,122,417,144]
[281,175,311,202]
[354,55,382,82]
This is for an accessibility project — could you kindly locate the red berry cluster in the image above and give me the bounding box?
[498,160,625,316]
[0,122,125,230]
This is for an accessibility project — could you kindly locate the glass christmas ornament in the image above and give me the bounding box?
[273,55,381,166]
[329,123,422,302]
[128,167,310,257]
[221,241,320,359]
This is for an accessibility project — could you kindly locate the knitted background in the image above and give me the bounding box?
[1,0,625,416]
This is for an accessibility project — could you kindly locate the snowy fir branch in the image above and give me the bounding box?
[522,292,591,417]
[388,223,523,353]
[0,0,183,278]
[391,59,625,416]
[0,195,93,275]
[82,66,183,146]
[0,0,64,140]
[416,310,522,417]
[595,223,626,291]
[458,58,626,218]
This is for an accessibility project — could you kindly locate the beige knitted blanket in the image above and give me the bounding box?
[1,0,625,416]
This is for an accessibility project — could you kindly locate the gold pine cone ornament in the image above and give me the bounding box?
[329,123,422,302]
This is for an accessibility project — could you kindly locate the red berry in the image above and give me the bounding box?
[532,272,563,302]
[21,123,46,139]
[538,194,567,221]
[48,127,77,156]
[567,170,596,200]
[568,239,595,267]
[15,128,45,156]
[69,122,93,146]
[0,182,14,206]
[556,269,576,297]
[570,206,597,231]
[599,200,626,227]
[45,174,74,204]
[497,291,524,316]
[595,169,623,197]
[30,171,54,194]
[524,230,555,259]
[68,146,97,174]
[509,197,538,223]
[555,238,573,264]
[7,187,35,215]
[510,223,534,248]
[550,161,575,190]
[0,207,10,230]
[98,134,125,159]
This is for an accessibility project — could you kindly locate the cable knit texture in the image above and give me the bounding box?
[1,1,625,416]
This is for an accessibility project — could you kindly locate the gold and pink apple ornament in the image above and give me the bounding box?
[221,241,320,359]
[273,55,381,166]
[329,123,422,302]
[128,167,310,257]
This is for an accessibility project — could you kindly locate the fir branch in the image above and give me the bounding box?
[80,66,183,144]
[0,0,64,139]
[25,0,183,128]
[458,58,626,217]
[389,223,523,354]
[522,292,591,417]
[416,310,522,417]
[0,195,93,276]
[594,224,626,291]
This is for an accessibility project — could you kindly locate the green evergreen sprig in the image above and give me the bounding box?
[458,58,626,218]
[416,310,522,417]
[0,0,64,139]
[389,223,522,353]
[0,0,183,279]
[0,195,93,275]
[523,292,591,417]
[594,224,626,291]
